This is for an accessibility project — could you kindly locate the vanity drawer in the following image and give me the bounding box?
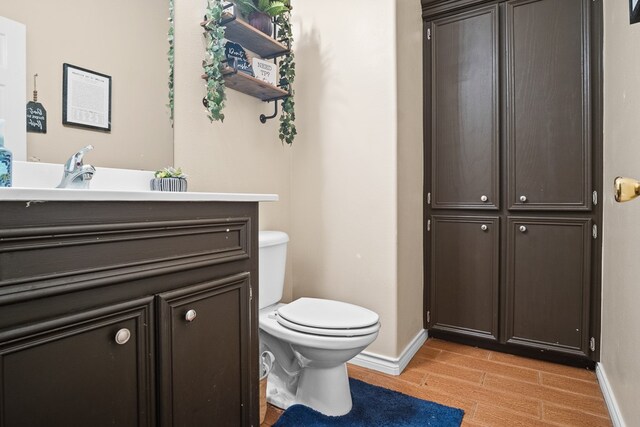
[0,201,256,299]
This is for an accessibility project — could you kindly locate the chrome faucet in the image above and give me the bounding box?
[57,145,96,189]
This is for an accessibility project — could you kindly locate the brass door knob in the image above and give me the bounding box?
[614,177,640,202]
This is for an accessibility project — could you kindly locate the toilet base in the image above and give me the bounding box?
[266,363,353,417]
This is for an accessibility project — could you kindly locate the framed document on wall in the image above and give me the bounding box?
[632,0,640,24]
[62,63,112,131]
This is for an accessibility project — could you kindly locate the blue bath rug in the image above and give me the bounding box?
[273,378,464,426]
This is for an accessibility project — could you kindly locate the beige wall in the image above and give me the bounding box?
[290,0,424,358]
[290,0,399,356]
[173,0,293,301]
[396,0,424,353]
[1,0,173,170]
[602,1,640,425]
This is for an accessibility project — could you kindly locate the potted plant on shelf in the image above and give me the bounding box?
[151,167,188,192]
[234,0,290,36]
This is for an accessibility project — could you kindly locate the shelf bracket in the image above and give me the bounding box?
[260,101,279,124]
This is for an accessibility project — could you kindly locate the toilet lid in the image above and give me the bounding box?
[277,298,379,333]
[276,313,381,337]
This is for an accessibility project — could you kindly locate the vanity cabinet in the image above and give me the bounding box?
[0,200,259,427]
[423,0,602,366]
[0,298,154,427]
[158,274,251,426]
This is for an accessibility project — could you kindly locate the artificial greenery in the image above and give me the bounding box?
[155,167,187,179]
[276,11,296,145]
[202,0,227,122]
[167,0,175,125]
[235,0,290,18]
[200,0,296,144]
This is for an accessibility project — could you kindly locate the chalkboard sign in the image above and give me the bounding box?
[225,41,254,77]
[26,101,47,133]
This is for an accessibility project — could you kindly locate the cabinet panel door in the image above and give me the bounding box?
[0,298,154,427]
[506,0,591,210]
[506,218,591,356]
[430,5,500,210]
[430,216,499,340]
[158,273,251,427]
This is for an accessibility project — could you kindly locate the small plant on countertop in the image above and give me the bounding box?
[202,0,227,122]
[154,167,187,179]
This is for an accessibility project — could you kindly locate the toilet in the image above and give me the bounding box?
[258,231,381,416]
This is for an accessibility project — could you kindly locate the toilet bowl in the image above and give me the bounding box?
[258,231,380,416]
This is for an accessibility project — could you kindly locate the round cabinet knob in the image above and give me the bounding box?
[519,225,527,233]
[115,328,131,345]
[520,195,527,202]
[481,224,488,231]
[480,195,488,202]
[185,309,197,322]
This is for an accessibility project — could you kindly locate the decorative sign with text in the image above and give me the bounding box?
[252,58,278,86]
[26,101,47,133]
[225,41,254,76]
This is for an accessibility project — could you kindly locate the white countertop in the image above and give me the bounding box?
[0,187,279,202]
[1,161,278,202]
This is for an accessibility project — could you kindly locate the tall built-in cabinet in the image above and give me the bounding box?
[422,0,602,366]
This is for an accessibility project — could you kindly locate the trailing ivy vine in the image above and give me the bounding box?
[167,0,175,125]
[202,0,227,122]
[276,12,296,145]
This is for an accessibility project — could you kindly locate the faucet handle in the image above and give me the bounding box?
[65,145,94,172]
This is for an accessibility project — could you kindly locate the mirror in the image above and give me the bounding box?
[0,0,173,170]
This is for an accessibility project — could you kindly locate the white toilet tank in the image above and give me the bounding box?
[258,231,289,309]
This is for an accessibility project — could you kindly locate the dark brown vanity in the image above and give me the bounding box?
[0,196,268,426]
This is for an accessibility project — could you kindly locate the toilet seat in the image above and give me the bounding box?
[276,298,380,337]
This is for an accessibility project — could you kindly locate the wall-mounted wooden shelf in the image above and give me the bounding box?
[202,7,291,122]
[221,69,288,102]
[221,12,289,59]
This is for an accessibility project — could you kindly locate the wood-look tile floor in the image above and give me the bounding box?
[261,338,612,427]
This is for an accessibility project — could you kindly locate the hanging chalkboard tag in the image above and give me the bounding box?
[225,41,254,77]
[26,101,47,133]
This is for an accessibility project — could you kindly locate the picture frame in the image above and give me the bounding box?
[632,0,640,25]
[62,63,112,131]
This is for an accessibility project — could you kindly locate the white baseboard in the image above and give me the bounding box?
[596,363,626,427]
[348,329,428,376]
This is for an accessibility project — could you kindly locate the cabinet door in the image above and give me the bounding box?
[506,218,591,356]
[0,298,154,427]
[158,273,251,427]
[506,0,592,210]
[430,216,499,340]
[429,5,500,210]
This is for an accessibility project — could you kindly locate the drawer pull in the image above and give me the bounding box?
[481,224,488,232]
[115,328,131,345]
[185,309,197,322]
[480,195,488,202]
[519,225,527,233]
[520,195,527,202]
